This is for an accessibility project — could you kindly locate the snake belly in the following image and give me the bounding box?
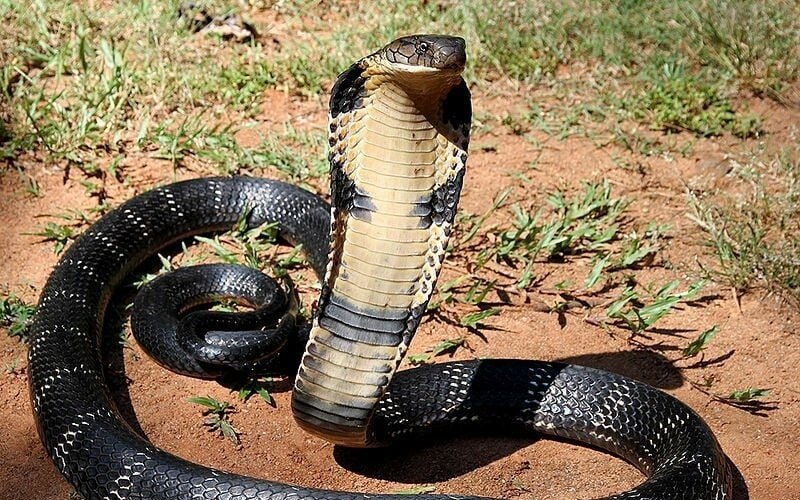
[292,36,471,447]
[27,35,733,500]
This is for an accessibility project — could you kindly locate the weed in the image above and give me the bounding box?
[475,180,628,289]
[187,395,241,444]
[455,188,512,250]
[683,325,720,358]
[408,338,467,366]
[605,280,705,335]
[28,222,77,255]
[688,147,800,303]
[460,307,501,330]
[17,169,42,197]
[195,209,301,274]
[610,223,667,271]
[3,356,24,375]
[0,292,36,342]
[728,387,770,403]
[236,377,275,406]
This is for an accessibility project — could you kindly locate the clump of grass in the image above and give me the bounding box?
[236,377,275,406]
[683,325,720,358]
[0,291,37,342]
[29,222,78,255]
[728,387,770,403]
[622,66,762,138]
[143,114,326,177]
[682,0,800,98]
[408,338,468,366]
[604,280,706,336]
[195,208,306,276]
[469,180,628,289]
[688,146,800,303]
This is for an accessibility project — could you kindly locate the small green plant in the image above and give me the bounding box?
[188,395,241,444]
[133,253,177,289]
[196,208,278,267]
[17,169,42,197]
[719,387,776,414]
[3,356,24,375]
[605,280,705,335]
[460,308,501,330]
[196,211,306,277]
[454,188,512,250]
[30,222,78,254]
[610,223,668,270]
[727,387,770,403]
[683,325,720,358]
[236,377,275,406]
[0,292,37,342]
[408,338,467,366]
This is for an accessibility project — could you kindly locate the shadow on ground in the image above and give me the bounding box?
[556,349,683,389]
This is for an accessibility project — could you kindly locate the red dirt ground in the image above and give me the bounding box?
[1,72,799,500]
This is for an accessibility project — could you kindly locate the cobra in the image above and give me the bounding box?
[28,35,733,499]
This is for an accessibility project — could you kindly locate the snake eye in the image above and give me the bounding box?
[417,41,429,54]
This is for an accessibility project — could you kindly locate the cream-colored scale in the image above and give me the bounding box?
[295,71,468,445]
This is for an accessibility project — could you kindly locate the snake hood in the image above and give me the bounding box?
[330,35,469,116]
[293,35,472,446]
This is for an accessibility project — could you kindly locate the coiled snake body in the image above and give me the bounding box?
[29,35,732,499]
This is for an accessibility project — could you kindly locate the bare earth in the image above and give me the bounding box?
[1,77,799,500]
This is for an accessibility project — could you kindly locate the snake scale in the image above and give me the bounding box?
[28,35,733,499]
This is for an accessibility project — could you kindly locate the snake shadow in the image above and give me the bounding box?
[334,434,536,484]
[334,437,749,499]
[555,349,684,390]
[103,284,149,437]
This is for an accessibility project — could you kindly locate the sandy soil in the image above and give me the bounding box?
[1,65,799,500]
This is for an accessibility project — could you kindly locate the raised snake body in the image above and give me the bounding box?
[28,35,733,499]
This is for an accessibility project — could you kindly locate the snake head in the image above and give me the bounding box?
[380,34,467,73]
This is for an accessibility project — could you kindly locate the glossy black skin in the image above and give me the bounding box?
[132,263,304,378]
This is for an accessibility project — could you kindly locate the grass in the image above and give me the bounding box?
[196,209,306,275]
[688,145,800,303]
[236,377,275,406]
[3,0,798,168]
[683,325,720,358]
[603,280,706,336]
[28,221,78,255]
[455,180,642,290]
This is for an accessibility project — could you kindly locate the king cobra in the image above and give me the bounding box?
[28,35,733,499]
